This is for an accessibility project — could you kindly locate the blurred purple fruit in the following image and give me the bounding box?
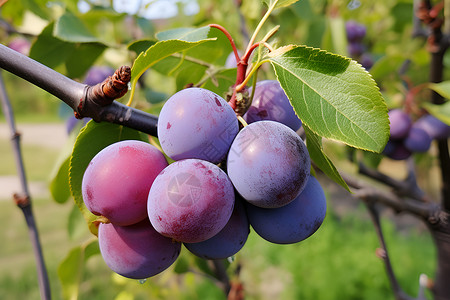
[66,115,91,135]
[8,37,31,56]
[383,140,412,160]
[346,21,366,42]
[360,53,374,70]
[404,127,432,152]
[225,50,242,68]
[83,66,115,86]
[388,109,412,140]
[348,42,365,57]
[414,114,450,140]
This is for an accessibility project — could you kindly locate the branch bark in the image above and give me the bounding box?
[365,202,416,300]
[0,44,159,136]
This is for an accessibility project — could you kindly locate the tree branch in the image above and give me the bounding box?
[0,70,51,300]
[358,160,429,202]
[342,173,443,225]
[428,39,450,213]
[0,43,159,136]
[365,202,416,300]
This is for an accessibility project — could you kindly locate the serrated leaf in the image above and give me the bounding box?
[49,157,71,204]
[269,45,389,152]
[422,102,450,125]
[69,121,147,235]
[127,39,157,55]
[428,81,450,100]
[262,0,301,9]
[54,12,101,43]
[129,37,215,104]
[304,126,350,192]
[58,239,99,300]
[49,130,78,204]
[156,26,211,42]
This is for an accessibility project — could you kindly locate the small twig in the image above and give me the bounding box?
[365,202,416,300]
[342,173,443,224]
[358,161,429,202]
[0,70,51,300]
[210,260,231,295]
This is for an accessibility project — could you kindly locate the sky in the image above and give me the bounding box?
[78,0,199,19]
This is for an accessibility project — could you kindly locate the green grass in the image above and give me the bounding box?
[239,208,435,300]
[0,137,62,181]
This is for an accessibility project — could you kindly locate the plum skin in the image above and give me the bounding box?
[184,196,249,260]
[246,175,327,244]
[244,80,302,131]
[82,140,168,226]
[157,87,239,164]
[98,219,181,279]
[227,120,310,208]
[147,159,235,243]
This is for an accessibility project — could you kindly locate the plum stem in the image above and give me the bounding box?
[209,24,241,66]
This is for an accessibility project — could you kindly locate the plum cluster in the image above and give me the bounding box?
[81,84,327,280]
[345,20,373,70]
[383,109,450,160]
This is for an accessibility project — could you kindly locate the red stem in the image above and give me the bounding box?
[209,24,240,66]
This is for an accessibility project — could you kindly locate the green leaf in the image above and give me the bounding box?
[201,68,237,97]
[262,0,301,9]
[54,12,101,43]
[156,26,211,42]
[173,254,190,274]
[328,17,348,56]
[58,246,83,300]
[69,121,147,235]
[422,102,450,125]
[290,0,313,20]
[65,43,107,78]
[269,45,389,152]
[58,239,99,300]
[157,27,231,65]
[21,0,51,20]
[49,157,71,204]
[68,204,88,240]
[49,130,78,204]
[127,39,157,55]
[129,37,216,104]
[369,54,405,83]
[304,126,350,192]
[29,22,75,68]
[428,81,450,100]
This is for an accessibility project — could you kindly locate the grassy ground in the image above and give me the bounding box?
[0,137,61,181]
